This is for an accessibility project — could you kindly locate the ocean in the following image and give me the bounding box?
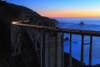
[54,18,100,65]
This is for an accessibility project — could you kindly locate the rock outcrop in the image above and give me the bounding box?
[64,53,85,67]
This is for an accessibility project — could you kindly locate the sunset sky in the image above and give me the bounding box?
[7,0,100,18]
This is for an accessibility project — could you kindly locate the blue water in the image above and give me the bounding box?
[54,17,100,25]
[55,18,100,65]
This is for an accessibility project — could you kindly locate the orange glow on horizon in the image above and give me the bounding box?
[40,9,100,18]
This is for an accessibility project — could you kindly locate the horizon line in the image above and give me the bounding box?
[48,16,100,18]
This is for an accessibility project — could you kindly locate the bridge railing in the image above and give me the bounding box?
[12,22,100,67]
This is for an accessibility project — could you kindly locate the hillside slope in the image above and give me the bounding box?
[0,1,57,26]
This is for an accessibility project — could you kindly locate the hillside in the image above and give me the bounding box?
[0,1,57,26]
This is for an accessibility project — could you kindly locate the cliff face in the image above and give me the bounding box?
[0,1,57,26]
